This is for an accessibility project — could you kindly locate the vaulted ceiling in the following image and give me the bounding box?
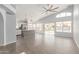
[16,4,70,23]
[0,4,16,15]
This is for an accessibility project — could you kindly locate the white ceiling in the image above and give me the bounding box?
[16,4,70,23]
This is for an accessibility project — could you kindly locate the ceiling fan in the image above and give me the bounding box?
[41,4,59,14]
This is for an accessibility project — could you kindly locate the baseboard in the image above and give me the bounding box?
[4,41,16,46]
[0,44,4,46]
[0,41,16,46]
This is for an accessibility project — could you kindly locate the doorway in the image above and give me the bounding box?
[0,13,4,45]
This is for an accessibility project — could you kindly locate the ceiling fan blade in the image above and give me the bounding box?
[41,12,45,14]
[52,7,59,10]
[49,5,53,9]
[50,10,57,12]
[41,10,48,14]
[47,4,53,9]
[42,7,47,10]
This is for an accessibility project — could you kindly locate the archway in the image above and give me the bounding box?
[0,12,4,45]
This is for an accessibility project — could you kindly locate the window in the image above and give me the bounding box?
[56,12,72,18]
[27,23,43,32]
[45,23,55,31]
[16,24,19,29]
[63,21,72,32]
[35,24,43,32]
[28,24,33,30]
[56,21,72,33]
[56,22,63,32]
[32,24,36,30]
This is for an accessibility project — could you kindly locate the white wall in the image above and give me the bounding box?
[6,14,16,45]
[73,5,79,48]
[0,13,4,45]
[0,5,16,46]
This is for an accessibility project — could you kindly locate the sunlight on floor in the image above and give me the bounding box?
[35,31,55,46]
[44,31,55,46]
